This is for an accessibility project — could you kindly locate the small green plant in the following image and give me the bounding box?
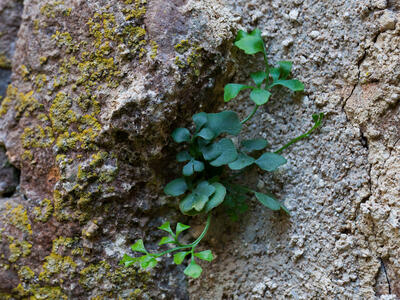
[121,29,324,278]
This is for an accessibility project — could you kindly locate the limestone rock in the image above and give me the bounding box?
[0,0,400,299]
[0,0,235,298]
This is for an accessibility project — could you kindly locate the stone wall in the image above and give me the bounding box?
[0,0,399,299]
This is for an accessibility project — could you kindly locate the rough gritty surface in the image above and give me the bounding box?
[0,0,236,298]
[0,0,399,299]
[189,0,400,299]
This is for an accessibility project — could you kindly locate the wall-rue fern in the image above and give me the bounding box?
[120,29,324,279]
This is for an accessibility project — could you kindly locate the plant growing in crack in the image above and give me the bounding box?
[121,29,324,278]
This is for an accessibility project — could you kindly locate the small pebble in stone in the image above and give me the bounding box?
[289,9,299,21]
[309,30,320,39]
[378,10,397,31]
[282,37,294,47]
[372,0,387,9]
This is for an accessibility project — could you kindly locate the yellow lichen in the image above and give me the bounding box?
[89,151,107,167]
[150,40,158,59]
[22,150,33,161]
[39,56,48,65]
[33,198,54,223]
[35,74,48,92]
[174,40,190,54]
[55,131,78,152]
[51,31,80,53]
[21,125,54,148]
[40,1,66,18]
[4,203,32,234]
[20,65,30,79]
[122,0,147,21]
[39,253,77,282]
[49,92,77,133]
[8,238,32,262]
[0,95,11,117]
[18,266,35,281]
[51,236,76,253]
[4,85,43,119]
[0,53,11,69]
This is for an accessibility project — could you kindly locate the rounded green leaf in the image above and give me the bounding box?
[202,138,238,167]
[174,251,189,265]
[131,239,147,253]
[180,181,216,214]
[193,194,209,212]
[194,181,215,197]
[176,151,192,162]
[277,61,292,79]
[254,192,281,211]
[234,36,264,55]
[164,178,188,196]
[270,68,281,81]
[241,139,268,152]
[197,128,214,140]
[250,71,267,87]
[179,193,196,214]
[204,182,226,213]
[271,79,304,92]
[255,152,287,171]
[176,223,190,236]
[184,260,203,278]
[206,111,242,136]
[228,153,255,170]
[250,89,271,105]
[193,160,205,172]
[172,128,191,143]
[183,161,194,176]
[194,250,214,262]
[224,84,252,102]
[193,112,208,131]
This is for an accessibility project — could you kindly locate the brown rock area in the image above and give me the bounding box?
[0,0,235,298]
[0,0,400,299]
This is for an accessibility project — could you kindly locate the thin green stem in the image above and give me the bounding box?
[241,105,259,124]
[263,46,270,87]
[153,214,212,257]
[192,213,211,247]
[274,121,322,154]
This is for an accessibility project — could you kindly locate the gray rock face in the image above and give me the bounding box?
[0,0,399,299]
[0,146,19,197]
[0,0,23,97]
[0,0,236,298]
[0,0,22,201]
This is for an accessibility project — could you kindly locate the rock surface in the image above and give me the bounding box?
[0,0,399,299]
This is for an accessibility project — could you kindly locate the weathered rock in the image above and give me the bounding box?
[0,0,22,201]
[0,146,19,197]
[1,0,400,299]
[0,0,235,298]
[0,0,23,97]
[188,0,400,299]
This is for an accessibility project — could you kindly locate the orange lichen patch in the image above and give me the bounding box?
[47,166,61,186]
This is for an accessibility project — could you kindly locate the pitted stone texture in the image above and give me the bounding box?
[0,0,399,299]
[189,0,399,299]
[345,14,400,297]
[0,0,235,298]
